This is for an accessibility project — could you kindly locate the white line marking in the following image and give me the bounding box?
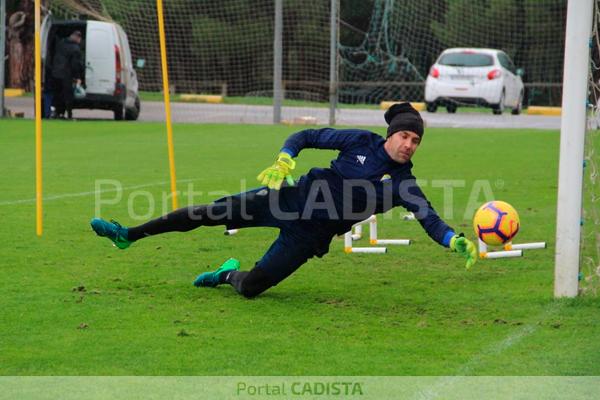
[0,179,198,206]
[413,301,563,400]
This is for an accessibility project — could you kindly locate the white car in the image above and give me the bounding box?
[424,48,524,115]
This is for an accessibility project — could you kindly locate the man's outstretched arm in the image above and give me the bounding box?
[397,179,478,269]
[280,128,370,157]
[257,128,370,190]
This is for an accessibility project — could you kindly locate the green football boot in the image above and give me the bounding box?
[90,218,132,249]
[193,258,240,287]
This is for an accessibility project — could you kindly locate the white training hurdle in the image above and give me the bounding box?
[478,238,547,259]
[344,215,411,254]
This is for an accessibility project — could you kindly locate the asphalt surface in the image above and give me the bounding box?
[4,96,561,130]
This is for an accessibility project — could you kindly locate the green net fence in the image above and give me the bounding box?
[581,0,600,295]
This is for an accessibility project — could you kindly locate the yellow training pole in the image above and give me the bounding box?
[156,0,178,210]
[34,0,43,236]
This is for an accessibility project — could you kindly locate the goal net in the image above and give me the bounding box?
[48,0,569,110]
[582,0,600,295]
[49,0,330,103]
[338,0,567,107]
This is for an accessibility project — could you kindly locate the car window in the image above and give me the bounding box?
[497,53,507,69]
[505,54,517,74]
[438,52,494,67]
[497,53,517,74]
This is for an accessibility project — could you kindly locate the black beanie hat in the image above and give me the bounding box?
[384,102,424,139]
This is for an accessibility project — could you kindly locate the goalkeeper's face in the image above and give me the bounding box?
[384,130,421,164]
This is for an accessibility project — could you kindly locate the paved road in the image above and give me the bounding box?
[4,96,561,130]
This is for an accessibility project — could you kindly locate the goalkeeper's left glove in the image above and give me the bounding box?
[257,152,296,190]
[450,233,478,269]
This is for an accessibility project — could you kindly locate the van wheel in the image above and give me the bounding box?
[125,97,141,121]
[426,102,437,113]
[114,104,125,121]
[446,103,457,113]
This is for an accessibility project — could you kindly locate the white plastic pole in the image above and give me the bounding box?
[352,223,363,240]
[375,239,411,245]
[554,0,594,298]
[369,217,377,244]
[478,239,487,256]
[484,250,523,259]
[510,242,547,250]
[344,231,352,252]
[349,247,387,254]
[479,238,523,259]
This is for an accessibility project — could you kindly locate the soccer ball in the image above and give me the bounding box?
[473,201,520,246]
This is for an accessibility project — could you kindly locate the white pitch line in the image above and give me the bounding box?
[0,178,198,206]
[412,301,563,400]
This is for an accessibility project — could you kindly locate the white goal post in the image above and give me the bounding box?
[554,0,595,298]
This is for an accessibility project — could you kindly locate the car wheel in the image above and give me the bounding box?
[114,104,125,121]
[511,91,523,115]
[493,90,505,115]
[125,97,141,121]
[426,102,437,113]
[446,103,457,113]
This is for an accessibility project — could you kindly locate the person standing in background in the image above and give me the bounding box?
[50,30,84,119]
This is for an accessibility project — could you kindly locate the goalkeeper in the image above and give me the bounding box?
[91,103,477,298]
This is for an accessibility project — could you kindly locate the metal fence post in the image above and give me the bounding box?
[273,0,283,124]
[328,0,338,126]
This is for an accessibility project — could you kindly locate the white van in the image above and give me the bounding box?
[42,17,141,120]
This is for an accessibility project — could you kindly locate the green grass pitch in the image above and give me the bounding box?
[1,119,599,375]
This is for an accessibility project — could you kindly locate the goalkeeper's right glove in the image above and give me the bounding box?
[257,152,296,190]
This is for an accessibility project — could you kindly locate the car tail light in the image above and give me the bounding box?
[114,45,122,95]
[430,67,440,78]
[487,69,501,80]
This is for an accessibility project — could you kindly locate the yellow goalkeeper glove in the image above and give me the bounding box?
[257,152,296,190]
[450,233,478,269]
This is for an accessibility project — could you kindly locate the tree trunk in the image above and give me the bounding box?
[6,0,50,90]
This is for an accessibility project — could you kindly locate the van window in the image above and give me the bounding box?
[88,29,111,60]
[439,52,494,67]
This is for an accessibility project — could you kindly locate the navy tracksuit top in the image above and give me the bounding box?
[281,128,455,247]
